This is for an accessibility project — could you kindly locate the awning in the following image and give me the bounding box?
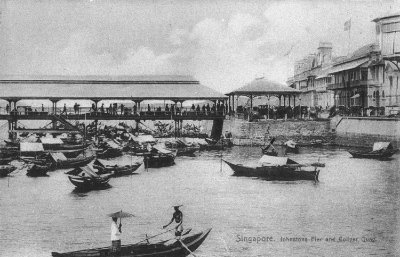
[152,145,173,154]
[129,134,156,144]
[258,155,289,166]
[40,138,63,145]
[329,58,369,74]
[372,142,392,151]
[20,142,44,152]
[50,152,67,161]
[350,94,360,99]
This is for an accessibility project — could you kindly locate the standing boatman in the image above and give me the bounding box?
[163,205,183,238]
[111,217,122,255]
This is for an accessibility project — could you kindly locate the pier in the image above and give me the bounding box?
[0,75,228,137]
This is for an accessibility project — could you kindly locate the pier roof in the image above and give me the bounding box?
[0,75,227,101]
[227,77,300,96]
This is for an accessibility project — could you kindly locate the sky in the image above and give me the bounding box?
[0,0,399,93]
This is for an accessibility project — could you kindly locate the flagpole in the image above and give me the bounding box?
[348,18,351,55]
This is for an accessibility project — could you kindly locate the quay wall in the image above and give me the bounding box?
[221,118,333,146]
[334,117,400,148]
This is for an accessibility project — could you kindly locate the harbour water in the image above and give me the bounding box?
[1,146,399,257]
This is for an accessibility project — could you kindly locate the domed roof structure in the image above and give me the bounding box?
[227,77,300,96]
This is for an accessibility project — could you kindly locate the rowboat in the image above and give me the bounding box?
[261,138,278,156]
[96,140,123,159]
[50,153,95,169]
[66,165,111,190]
[0,157,13,165]
[348,142,398,159]
[51,228,212,257]
[284,140,299,154]
[26,164,49,177]
[224,155,322,181]
[93,159,142,177]
[0,165,17,177]
[143,146,177,168]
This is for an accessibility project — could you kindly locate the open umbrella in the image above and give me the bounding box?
[107,210,135,219]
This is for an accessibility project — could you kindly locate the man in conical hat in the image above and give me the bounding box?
[163,205,183,238]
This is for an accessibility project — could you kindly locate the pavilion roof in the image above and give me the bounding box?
[227,77,300,96]
[0,75,227,101]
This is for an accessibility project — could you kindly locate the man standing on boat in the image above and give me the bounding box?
[111,217,122,255]
[163,205,183,238]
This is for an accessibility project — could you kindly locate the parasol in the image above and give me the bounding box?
[107,210,135,219]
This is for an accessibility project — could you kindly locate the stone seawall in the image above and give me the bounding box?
[334,117,400,148]
[222,118,333,146]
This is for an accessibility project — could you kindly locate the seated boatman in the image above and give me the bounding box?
[163,205,183,238]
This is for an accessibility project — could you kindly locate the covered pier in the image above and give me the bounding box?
[226,77,300,120]
[0,75,228,138]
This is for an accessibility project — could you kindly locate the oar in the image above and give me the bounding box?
[166,229,197,257]
[131,228,175,245]
[178,239,197,257]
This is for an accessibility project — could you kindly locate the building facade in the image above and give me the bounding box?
[288,42,334,109]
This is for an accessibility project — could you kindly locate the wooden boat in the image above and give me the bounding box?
[26,164,49,177]
[66,165,111,190]
[0,165,17,177]
[51,228,212,257]
[96,147,123,159]
[46,148,86,158]
[4,139,20,147]
[50,152,95,169]
[0,157,13,165]
[348,142,398,159]
[261,138,278,156]
[0,147,20,158]
[224,155,322,181]
[205,137,233,147]
[93,159,142,177]
[284,140,299,154]
[143,146,177,168]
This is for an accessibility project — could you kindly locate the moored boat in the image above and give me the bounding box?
[66,165,111,190]
[0,165,17,177]
[284,140,299,154]
[224,155,322,181]
[50,152,95,169]
[0,157,13,165]
[93,159,142,177]
[348,142,398,159]
[143,146,177,168]
[51,228,212,257]
[26,164,50,177]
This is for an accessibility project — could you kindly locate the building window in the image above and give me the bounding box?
[382,22,400,33]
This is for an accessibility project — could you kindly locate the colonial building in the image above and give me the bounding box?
[287,42,334,108]
[326,13,400,115]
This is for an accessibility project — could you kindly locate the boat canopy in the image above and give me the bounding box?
[129,134,156,144]
[285,140,297,148]
[258,155,289,165]
[152,145,173,154]
[50,152,67,161]
[372,142,392,151]
[67,165,100,177]
[20,142,44,152]
[40,138,63,145]
[106,140,121,149]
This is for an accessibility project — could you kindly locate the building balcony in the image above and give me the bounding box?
[327,79,369,90]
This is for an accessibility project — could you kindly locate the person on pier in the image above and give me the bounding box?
[163,205,183,238]
[110,217,122,255]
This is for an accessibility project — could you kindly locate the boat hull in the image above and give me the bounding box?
[224,160,319,181]
[0,165,17,177]
[144,154,176,168]
[54,156,95,169]
[27,164,49,177]
[348,149,398,159]
[68,175,110,190]
[52,228,211,257]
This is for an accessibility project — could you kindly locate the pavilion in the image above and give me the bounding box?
[226,77,301,115]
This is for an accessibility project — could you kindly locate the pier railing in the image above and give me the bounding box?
[0,106,226,120]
